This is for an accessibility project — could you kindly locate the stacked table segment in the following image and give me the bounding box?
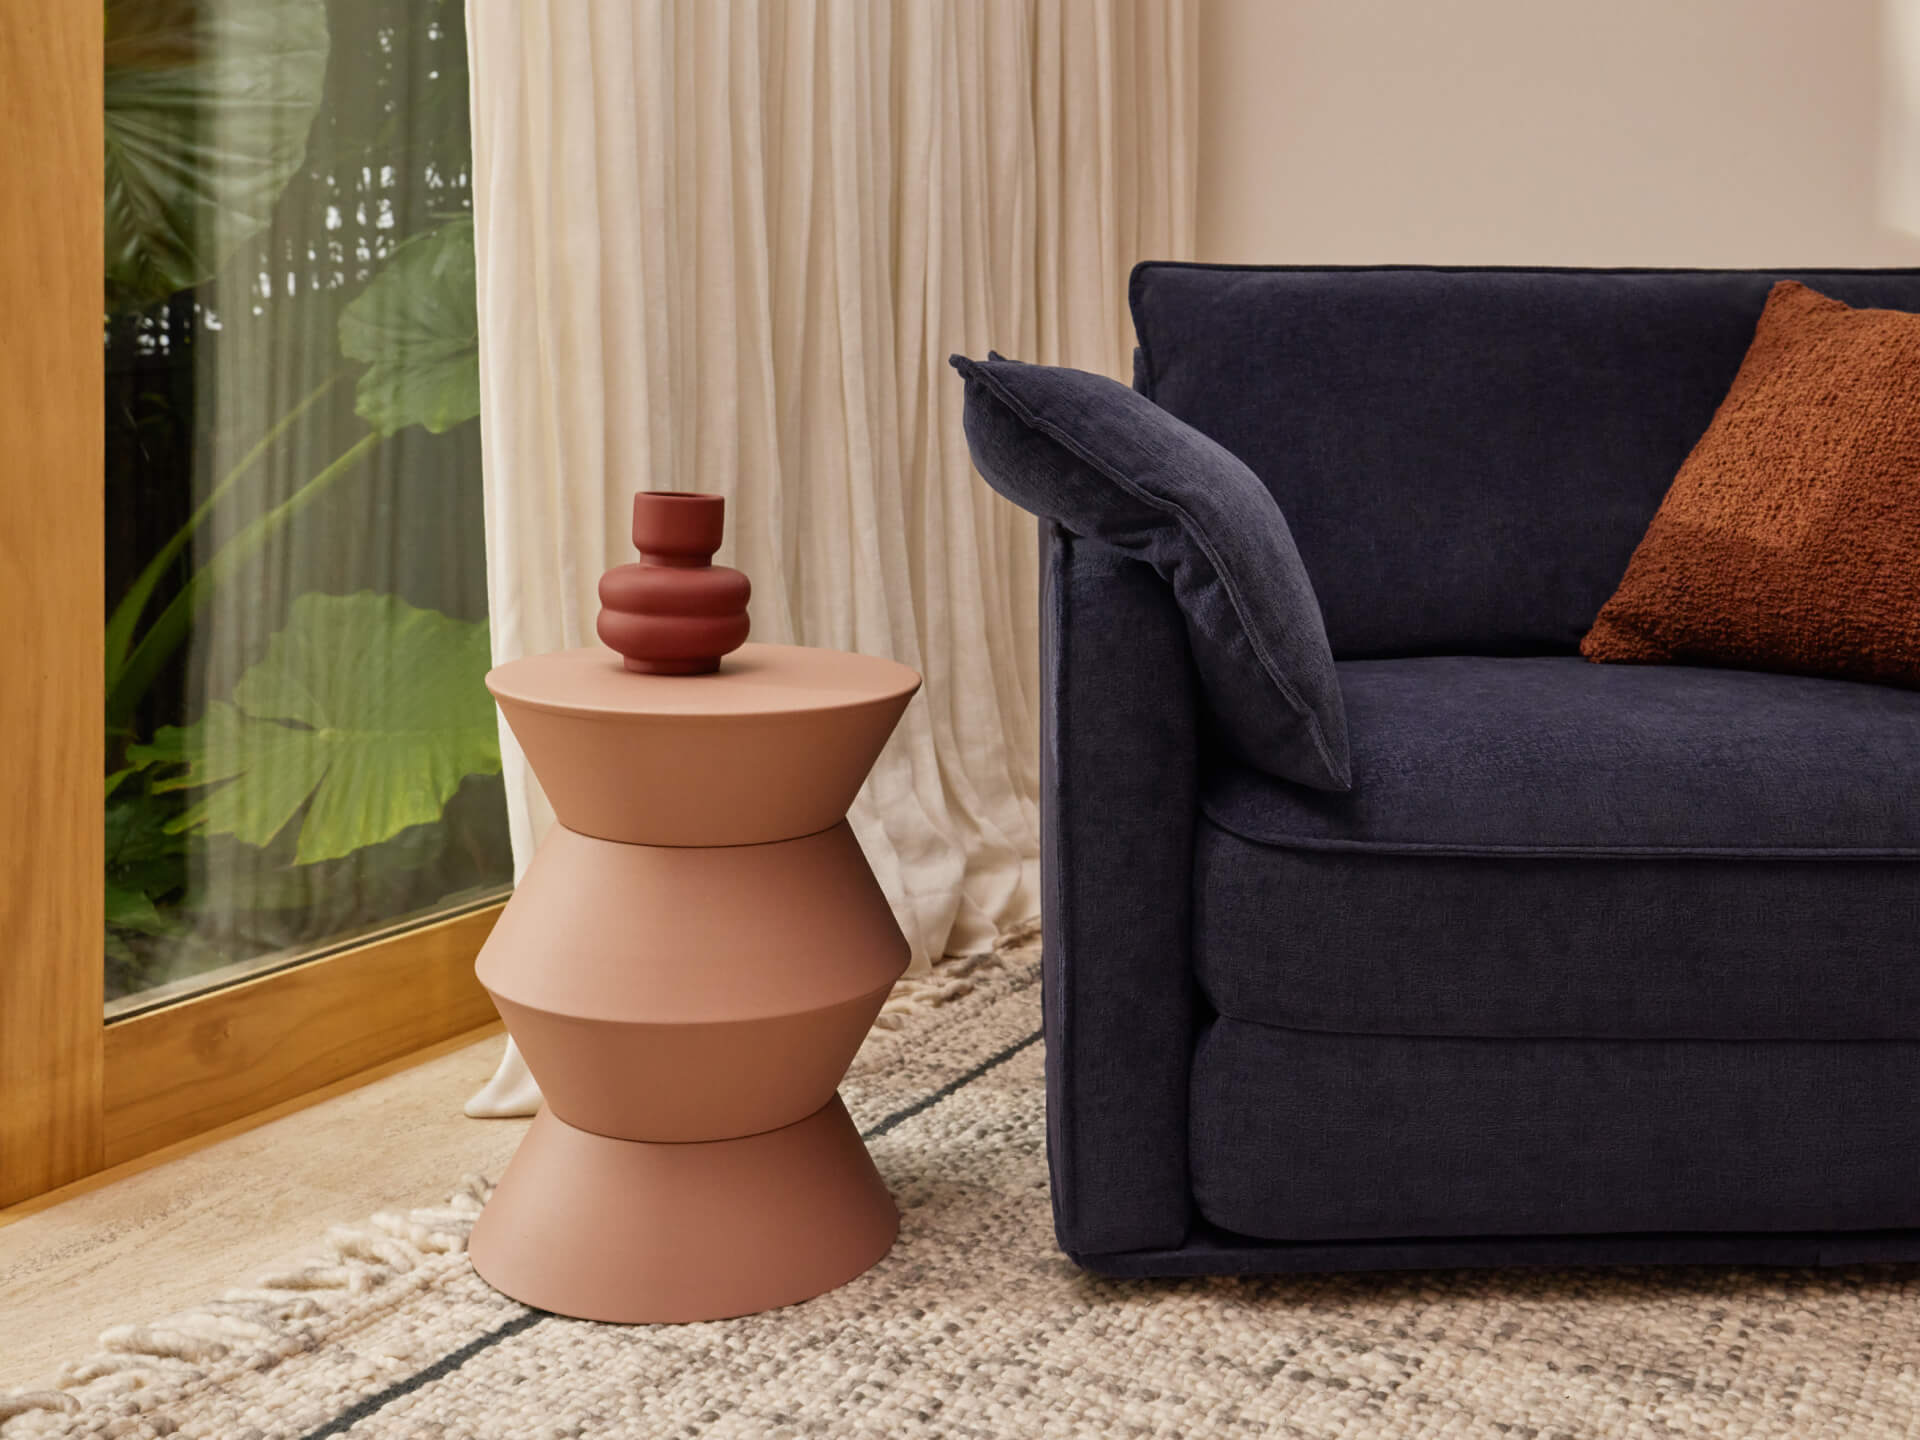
[467,643,921,1323]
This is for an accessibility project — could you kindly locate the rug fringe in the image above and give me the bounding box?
[0,923,1042,1434]
[0,1177,493,1433]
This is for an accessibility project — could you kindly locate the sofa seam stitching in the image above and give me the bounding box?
[1195,1011,1920,1045]
[1196,807,1920,861]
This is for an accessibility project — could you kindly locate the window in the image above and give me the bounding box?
[0,0,510,1209]
[101,0,509,1016]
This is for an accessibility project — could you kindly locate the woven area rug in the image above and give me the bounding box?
[5,927,1918,1439]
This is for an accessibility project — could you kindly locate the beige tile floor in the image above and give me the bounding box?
[0,1030,530,1394]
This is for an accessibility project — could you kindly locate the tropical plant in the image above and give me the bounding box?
[129,592,499,864]
[104,0,331,311]
[101,0,499,994]
[340,216,482,437]
[105,215,482,740]
[104,765,187,964]
[103,0,332,737]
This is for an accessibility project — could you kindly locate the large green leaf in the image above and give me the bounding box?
[106,881,174,938]
[105,776,188,935]
[338,217,480,435]
[105,429,381,736]
[104,0,331,313]
[129,591,500,864]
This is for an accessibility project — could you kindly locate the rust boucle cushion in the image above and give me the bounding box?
[1582,280,1920,687]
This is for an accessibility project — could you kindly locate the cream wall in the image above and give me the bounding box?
[1197,0,1920,266]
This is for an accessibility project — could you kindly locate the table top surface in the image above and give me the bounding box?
[487,642,922,718]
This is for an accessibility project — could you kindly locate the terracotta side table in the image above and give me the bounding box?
[467,642,921,1323]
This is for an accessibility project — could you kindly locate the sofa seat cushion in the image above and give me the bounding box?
[1196,830,1920,1039]
[1206,656,1920,857]
[1194,658,1920,1040]
[1189,1017,1920,1242]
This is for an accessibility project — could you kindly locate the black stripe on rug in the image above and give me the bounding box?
[295,1309,544,1440]
[860,1028,1041,1141]
[297,1024,1042,1435]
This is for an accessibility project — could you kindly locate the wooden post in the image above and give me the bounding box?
[0,0,106,1206]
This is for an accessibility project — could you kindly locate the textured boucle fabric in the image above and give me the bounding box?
[8,931,1920,1438]
[1584,280,1920,685]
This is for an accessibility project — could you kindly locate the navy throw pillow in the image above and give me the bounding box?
[952,352,1351,791]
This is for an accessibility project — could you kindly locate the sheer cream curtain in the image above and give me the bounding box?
[462,0,1196,1116]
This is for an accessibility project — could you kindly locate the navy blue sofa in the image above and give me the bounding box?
[1046,264,1920,1277]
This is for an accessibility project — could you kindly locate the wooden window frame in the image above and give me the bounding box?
[0,1,502,1210]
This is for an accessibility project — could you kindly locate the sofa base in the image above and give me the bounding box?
[1192,1019,1920,1241]
[1070,1221,1920,1278]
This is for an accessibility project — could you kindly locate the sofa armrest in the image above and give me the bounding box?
[1042,522,1199,1256]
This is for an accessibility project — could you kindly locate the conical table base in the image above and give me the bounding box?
[469,1097,898,1324]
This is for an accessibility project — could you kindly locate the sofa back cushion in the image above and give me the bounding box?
[1130,264,1920,658]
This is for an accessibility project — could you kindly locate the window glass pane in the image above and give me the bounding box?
[103,0,509,1014]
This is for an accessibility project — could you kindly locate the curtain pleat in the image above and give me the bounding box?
[462,0,1196,1115]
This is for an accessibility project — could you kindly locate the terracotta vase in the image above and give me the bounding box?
[596,491,751,674]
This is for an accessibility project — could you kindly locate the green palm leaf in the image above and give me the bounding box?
[338,216,480,435]
[130,591,500,864]
[105,0,331,312]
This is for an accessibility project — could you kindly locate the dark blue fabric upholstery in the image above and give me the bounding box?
[954,352,1349,790]
[1040,530,1197,1255]
[1193,658,1920,1041]
[1131,264,1920,658]
[1190,1020,1920,1242]
[1072,1225,1920,1277]
[1195,831,1920,1040]
[1004,266,1920,1277]
[1206,657,1920,857]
